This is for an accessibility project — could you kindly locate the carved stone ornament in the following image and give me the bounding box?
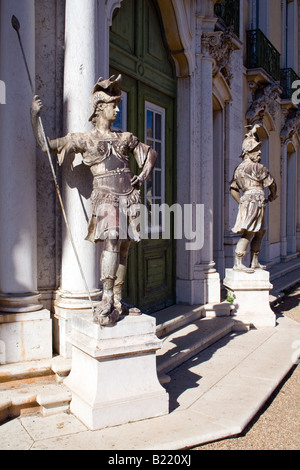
[280,107,300,144]
[201,29,239,86]
[246,82,282,125]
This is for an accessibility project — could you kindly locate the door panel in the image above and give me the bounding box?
[109,0,176,313]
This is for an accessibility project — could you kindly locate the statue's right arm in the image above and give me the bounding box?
[30,95,64,154]
[230,180,240,204]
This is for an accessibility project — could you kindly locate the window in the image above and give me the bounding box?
[144,102,165,206]
[144,102,165,234]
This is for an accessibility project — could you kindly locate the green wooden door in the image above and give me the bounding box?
[109,0,177,313]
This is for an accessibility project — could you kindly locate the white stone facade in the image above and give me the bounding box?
[0,0,300,362]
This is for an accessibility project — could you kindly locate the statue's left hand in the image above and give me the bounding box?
[131,175,143,188]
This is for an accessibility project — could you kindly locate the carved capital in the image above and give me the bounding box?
[280,108,300,144]
[201,29,238,86]
[246,82,282,125]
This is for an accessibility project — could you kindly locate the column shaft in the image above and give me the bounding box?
[0,0,41,312]
[57,0,100,306]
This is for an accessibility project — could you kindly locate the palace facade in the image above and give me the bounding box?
[0,0,300,363]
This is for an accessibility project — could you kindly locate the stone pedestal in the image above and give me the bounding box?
[0,309,52,364]
[65,312,169,430]
[223,269,276,329]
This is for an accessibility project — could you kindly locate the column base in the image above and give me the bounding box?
[64,311,169,430]
[0,292,43,313]
[176,263,221,305]
[0,309,52,364]
[55,288,101,310]
[223,268,276,329]
[194,263,221,304]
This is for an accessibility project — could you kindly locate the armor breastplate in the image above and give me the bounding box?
[104,151,128,171]
[93,168,133,195]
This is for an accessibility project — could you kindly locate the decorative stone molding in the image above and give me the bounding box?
[280,107,300,144]
[105,0,122,25]
[201,29,240,86]
[246,82,282,126]
[157,0,195,77]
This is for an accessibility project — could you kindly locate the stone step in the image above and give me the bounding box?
[0,379,72,423]
[152,302,232,339]
[0,356,71,385]
[269,257,300,282]
[0,356,72,423]
[156,316,235,382]
[153,304,204,338]
[269,258,300,302]
[270,267,300,300]
[0,310,234,422]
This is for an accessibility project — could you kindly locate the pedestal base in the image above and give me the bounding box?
[54,289,101,358]
[65,311,169,430]
[0,309,52,364]
[223,269,276,329]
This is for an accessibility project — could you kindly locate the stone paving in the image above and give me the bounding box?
[0,285,300,450]
[196,284,300,451]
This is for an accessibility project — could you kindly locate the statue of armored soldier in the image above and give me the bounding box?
[31,75,157,326]
[230,125,277,273]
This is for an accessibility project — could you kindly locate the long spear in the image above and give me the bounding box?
[11,15,95,314]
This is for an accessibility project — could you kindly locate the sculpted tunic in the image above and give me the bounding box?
[55,129,150,242]
[230,160,274,233]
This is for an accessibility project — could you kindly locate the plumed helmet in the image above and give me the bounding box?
[241,124,262,157]
[89,74,122,122]
[242,136,261,154]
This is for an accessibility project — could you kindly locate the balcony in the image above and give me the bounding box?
[214,0,240,37]
[280,68,300,100]
[246,29,281,82]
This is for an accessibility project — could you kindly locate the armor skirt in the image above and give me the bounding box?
[232,189,266,233]
[85,172,141,243]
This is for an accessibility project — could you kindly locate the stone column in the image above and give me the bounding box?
[54,0,101,356]
[297,147,300,252]
[175,75,200,304]
[286,149,297,254]
[176,14,226,310]
[280,145,288,258]
[0,0,52,363]
[193,45,222,306]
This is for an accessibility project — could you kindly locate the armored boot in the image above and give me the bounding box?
[94,250,119,323]
[233,251,254,273]
[99,277,115,316]
[113,263,126,314]
[250,230,266,270]
[250,251,266,270]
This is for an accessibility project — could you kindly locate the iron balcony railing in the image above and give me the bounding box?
[214,0,240,37]
[280,68,300,100]
[246,29,281,82]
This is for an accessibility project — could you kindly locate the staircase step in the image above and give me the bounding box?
[0,310,234,422]
[152,304,204,338]
[0,357,72,423]
[0,379,72,422]
[0,356,72,386]
[157,317,234,379]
